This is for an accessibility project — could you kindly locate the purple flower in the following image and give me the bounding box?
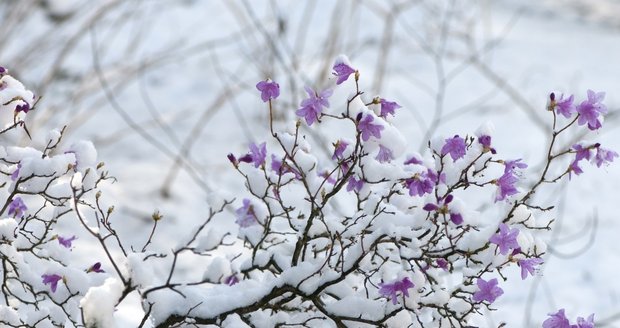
[271,155,301,179]
[450,212,463,225]
[0,66,6,75]
[42,274,63,293]
[296,86,332,126]
[57,235,77,248]
[543,309,571,328]
[406,173,434,197]
[436,258,449,270]
[319,171,337,184]
[569,160,583,179]
[235,199,258,228]
[576,90,607,130]
[423,194,463,225]
[239,142,267,168]
[518,257,544,280]
[332,140,349,160]
[271,154,283,172]
[8,197,27,218]
[357,114,384,141]
[495,172,519,202]
[15,102,30,114]
[10,163,21,181]
[224,274,239,286]
[404,155,423,165]
[333,62,356,85]
[441,135,466,162]
[552,94,576,118]
[478,135,496,154]
[87,262,105,273]
[378,277,414,305]
[256,79,280,102]
[503,159,528,174]
[379,99,401,118]
[426,169,446,185]
[576,314,595,328]
[346,176,364,192]
[375,145,393,163]
[593,146,618,168]
[489,223,520,255]
[572,144,592,162]
[472,278,503,303]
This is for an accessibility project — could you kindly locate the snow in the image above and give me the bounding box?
[80,278,124,328]
[0,0,618,326]
[0,218,18,242]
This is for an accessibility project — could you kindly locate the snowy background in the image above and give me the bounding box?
[1,0,619,326]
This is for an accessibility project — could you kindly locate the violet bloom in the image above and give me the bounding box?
[42,274,63,293]
[436,258,449,270]
[319,171,337,184]
[553,94,576,118]
[406,173,434,197]
[543,309,571,328]
[271,154,283,173]
[478,135,496,154]
[256,79,280,102]
[87,262,105,273]
[503,159,528,174]
[572,144,592,162]
[224,274,239,286]
[576,89,607,130]
[375,145,393,163]
[576,314,595,328]
[271,155,301,179]
[489,223,520,255]
[441,135,466,162]
[296,86,332,126]
[423,194,463,225]
[346,176,364,192]
[593,146,618,168]
[379,98,401,118]
[235,199,258,228]
[8,197,27,218]
[333,62,356,85]
[426,168,446,185]
[357,114,384,141]
[569,160,584,179]
[378,277,414,305]
[404,155,423,165]
[450,212,463,225]
[0,66,6,75]
[518,257,544,280]
[57,235,77,248]
[332,140,349,160]
[472,278,503,303]
[10,163,21,181]
[239,142,267,168]
[495,172,519,202]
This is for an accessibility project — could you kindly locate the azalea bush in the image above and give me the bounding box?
[0,57,614,327]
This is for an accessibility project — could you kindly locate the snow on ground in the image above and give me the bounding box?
[1,0,619,326]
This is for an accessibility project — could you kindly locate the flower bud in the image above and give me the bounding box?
[152,210,163,221]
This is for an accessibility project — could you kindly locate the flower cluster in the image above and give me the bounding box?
[1,57,611,327]
[543,309,595,328]
[0,69,111,327]
[217,56,612,327]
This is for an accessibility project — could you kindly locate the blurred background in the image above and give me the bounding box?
[1,0,619,326]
